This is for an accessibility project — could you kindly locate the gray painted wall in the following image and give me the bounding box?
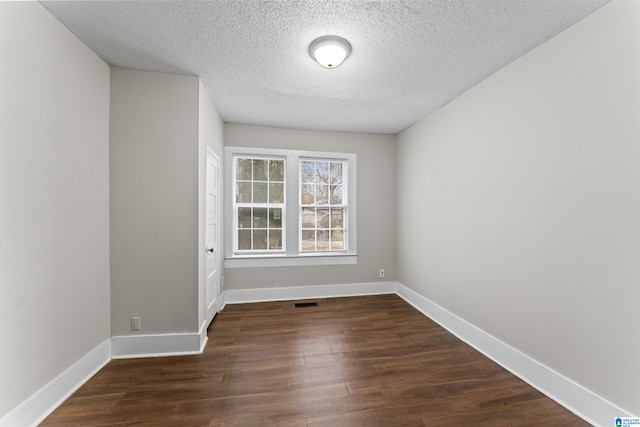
[223,124,396,290]
[397,0,639,415]
[0,2,111,418]
[110,68,200,336]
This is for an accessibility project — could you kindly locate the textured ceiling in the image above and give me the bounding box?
[41,0,609,134]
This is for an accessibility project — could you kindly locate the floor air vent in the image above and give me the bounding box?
[294,302,318,308]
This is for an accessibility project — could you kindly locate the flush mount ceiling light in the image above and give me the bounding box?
[309,35,351,69]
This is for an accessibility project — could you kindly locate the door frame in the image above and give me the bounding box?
[205,146,222,327]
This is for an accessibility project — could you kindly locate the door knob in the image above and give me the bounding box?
[207,247,214,253]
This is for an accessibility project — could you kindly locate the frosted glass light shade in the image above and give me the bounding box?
[309,35,351,69]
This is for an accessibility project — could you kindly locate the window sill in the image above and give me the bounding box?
[224,254,357,268]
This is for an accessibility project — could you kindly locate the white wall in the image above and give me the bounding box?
[397,0,639,416]
[0,2,111,419]
[224,124,396,290]
[110,68,200,336]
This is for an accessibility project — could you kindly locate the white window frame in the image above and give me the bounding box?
[224,146,357,268]
[299,157,348,253]
[232,154,286,255]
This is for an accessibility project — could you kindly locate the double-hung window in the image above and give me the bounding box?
[225,146,356,267]
[234,156,285,253]
[300,159,346,252]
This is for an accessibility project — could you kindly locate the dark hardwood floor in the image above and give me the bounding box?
[41,294,588,426]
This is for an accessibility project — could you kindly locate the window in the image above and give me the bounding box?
[225,147,356,267]
[300,160,345,252]
[234,157,285,253]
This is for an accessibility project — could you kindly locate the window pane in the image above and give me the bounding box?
[301,184,314,205]
[253,208,267,228]
[301,161,315,183]
[315,162,328,184]
[269,230,282,250]
[238,230,251,250]
[253,182,267,203]
[317,208,330,228]
[331,230,344,250]
[269,208,282,228]
[253,159,268,181]
[269,183,284,203]
[237,182,252,203]
[330,185,342,204]
[330,162,343,185]
[253,230,267,249]
[302,207,315,228]
[238,207,252,229]
[316,185,328,205]
[331,208,343,228]
[301,230,315,251]
[237,158,252,180]
[269,160,284,181]
[317,230,330,250]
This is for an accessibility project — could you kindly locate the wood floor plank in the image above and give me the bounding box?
[41,294,588,426]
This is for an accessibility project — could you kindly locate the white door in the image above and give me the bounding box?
[205,148,221,325]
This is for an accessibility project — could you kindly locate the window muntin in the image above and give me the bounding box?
[300,160,346,252]
[233,156,285,253]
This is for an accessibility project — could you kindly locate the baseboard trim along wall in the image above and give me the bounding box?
[394,282,633,427]
[111,328,207,359]
[0,339,111,427]
[222,281,397,305]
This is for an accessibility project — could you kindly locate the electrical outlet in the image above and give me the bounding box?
[131,317,141,331]
[379,269,385,278]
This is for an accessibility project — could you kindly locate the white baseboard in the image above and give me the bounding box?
[0,339,111,427]
[222,281,396,305]
[112,330,205,359]
[395,283,633,427]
